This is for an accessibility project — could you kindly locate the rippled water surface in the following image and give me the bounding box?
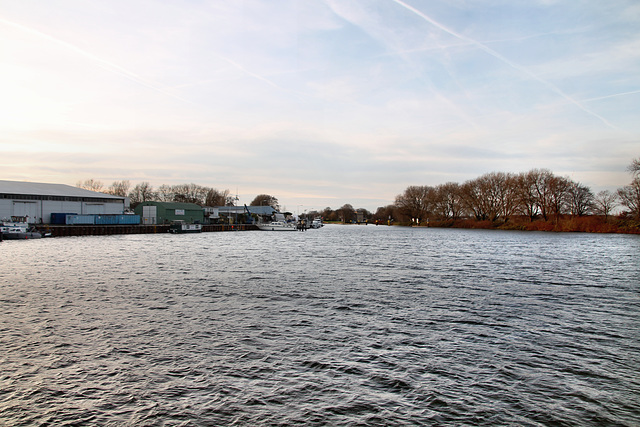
[1,225,639,426]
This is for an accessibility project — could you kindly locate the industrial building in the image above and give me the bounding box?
[0,180,129,224]
[205,205,276,223]
[135,201,204,225]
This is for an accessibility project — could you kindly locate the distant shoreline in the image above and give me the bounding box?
[328,216,640,234]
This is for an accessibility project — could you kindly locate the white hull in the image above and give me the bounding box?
[257,221,297,231]
[1,221,43,239]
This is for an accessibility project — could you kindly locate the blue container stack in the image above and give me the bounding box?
[50,213,78,224]
[61,214,141,225]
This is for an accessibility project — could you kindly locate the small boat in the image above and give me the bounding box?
[257,221,298,231]
[257,212,299,231]
[310,218,324,229]
[169,221,202,234]
[0,217,43,239]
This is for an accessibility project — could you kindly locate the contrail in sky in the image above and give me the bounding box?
[214,54,314,101]
[389,0,617,130]
[216,55,286,92]
[0,18,195,106]
[583,89,640,102]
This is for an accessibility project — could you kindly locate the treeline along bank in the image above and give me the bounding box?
[78,159,640,233]
[371,162,640,233]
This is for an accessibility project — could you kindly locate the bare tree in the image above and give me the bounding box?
[618,178,640,219]
[206,188,231,206]
[250,194,280,210]
[395,185,434,223]
[459,179,484,220]
[478,173,503,221]
[616,159,640,219]
[172,183,208,205]
[480,172,518,222]
[128,182,156,207]
[567,181,594,217]
[76,179,104,192]
[504,173,522,221]
[324,207,339,222]
[627,157,640,177]
[530,169,556,221]
[593,190,617,220]
[107,180,130,197]
[433,182,462,220]
[459,173,518,222]
[547,175,571,222]
[336,203,355,223]
[155,184,175,202]
[373,205,397,223]
[515,170,540,222]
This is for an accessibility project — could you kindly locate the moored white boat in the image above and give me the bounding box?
[310,218,324,228]
[257,212,299,231]
[257,221,297,231]
[1,218,42,239]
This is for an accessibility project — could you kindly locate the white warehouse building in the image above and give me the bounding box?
[0,180,129,224]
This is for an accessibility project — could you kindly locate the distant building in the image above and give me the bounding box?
[0,180,128,224]
[134,201,204,225]
[206,205,276,224]
[217,205,275,216]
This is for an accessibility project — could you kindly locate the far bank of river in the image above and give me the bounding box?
[333,215,640,234]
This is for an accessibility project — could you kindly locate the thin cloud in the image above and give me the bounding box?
[0,17,196,106]
[389,0,618,130]
[214,54,316,101]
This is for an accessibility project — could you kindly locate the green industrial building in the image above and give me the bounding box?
[134,201,204,225]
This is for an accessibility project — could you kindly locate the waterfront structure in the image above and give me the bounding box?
[135,201,204,225]
[169,221,203,233]
[0,180,128,224]
[205,205,276,224]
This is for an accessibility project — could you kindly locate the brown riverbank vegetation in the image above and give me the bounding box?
[365,159,640,234]
[420,215,640,234]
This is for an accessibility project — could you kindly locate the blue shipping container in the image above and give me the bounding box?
[94,214,140,225]
[51,213,78,224]
[94,215,118,225]
[66,215,95,225]
[62,214,140,225]
[117,214,140,225]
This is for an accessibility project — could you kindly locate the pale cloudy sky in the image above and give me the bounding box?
[1,0,638,212]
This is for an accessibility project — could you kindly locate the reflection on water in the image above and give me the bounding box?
[1,226,639,425]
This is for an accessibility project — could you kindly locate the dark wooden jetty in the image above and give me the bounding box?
[37,224,258,237]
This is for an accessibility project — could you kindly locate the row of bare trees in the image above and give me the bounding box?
[76,180,235,208]
[387,162,640,224]
[76,159,639,222]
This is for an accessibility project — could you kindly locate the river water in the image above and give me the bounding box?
[1,225,639,426]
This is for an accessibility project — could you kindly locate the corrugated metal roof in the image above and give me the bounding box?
[0,180,125,200]
[216,206,275,215]
[137,201,203,209]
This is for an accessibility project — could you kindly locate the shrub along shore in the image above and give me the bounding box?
[415,215,640,234]
[329,215,639,234]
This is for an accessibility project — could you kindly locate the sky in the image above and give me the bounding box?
[1,0,639,213]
